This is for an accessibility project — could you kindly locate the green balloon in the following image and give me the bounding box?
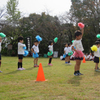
[0,33,6,38]
[54,37,58,43]
[47,51,53,56]
[72,40,74,43]
[96,34,100,39]
[68,51,73,56]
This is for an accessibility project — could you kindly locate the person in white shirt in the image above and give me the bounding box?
[64,43,69,64]
[90,54,94,61]
[0,37,2,73]
[72,28,84,76]
[85,53,89,61]
[48,41,54,66]
[88,53,92,61]
[93,41,100,71]
[18,36,26,70]
[31,40,40,67]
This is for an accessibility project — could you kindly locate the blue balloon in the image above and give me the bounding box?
[36,35,42,42]
[63,54,66,58]
[74,47,76,49]
[23,50,29,56]
[32,53,39,58]
[23,46,26,50]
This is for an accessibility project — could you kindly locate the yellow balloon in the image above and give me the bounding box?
[91,45,97,51]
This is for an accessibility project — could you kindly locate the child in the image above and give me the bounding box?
[31,40,40,67]
[68,43,72,64]
[90,54,94,61]
[94,41,100,71]
[85,53,89,61]
[88,53,92,61]
[0,37,2,73]
[72,28,84,76]
[64,43,69,64]
[18,36,26,70]
[48,41,54,66]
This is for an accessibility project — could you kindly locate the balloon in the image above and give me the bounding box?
[54,37,58,43]
[96,34,100,39]
[74,47,76,49]
[32,53,39,58]
[23,46,26,50]
[47,51,53,56]
[68,51,73,56]
[78,22,85,29]
[0,32,6,38]
[72,40,74,43]
[91,45,97,52]
[23,50,29,56]
[35,35,42,42]
[63,54,66,58]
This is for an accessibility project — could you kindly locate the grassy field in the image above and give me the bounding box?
[0,57,100,100]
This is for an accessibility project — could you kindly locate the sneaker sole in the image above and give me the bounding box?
[95,70,100,72]
[74,74,79,76]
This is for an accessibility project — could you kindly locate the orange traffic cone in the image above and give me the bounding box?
[35,63,46,82]
[82,57,86,63]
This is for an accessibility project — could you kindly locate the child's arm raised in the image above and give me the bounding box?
[38,41,40,44]
[81,28,84,37]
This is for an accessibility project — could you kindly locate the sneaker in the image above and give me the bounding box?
[34,65,38,67]
[48,63,53,66]
[65,62,68,64]
[78,73,83,75]
[18,68,22,70]
[36,65,39,67]
[0,71,2,73]
[68,63,71,65]
[21,67,25,70]
[74,73,79,76]
[97,67,100,70]
[94,67,100,70]
[95,69,100,72]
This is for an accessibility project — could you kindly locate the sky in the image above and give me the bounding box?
[0,0,72,17]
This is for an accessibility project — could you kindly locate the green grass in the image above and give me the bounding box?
[0,57,100,100]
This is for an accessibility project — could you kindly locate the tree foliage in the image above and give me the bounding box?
[6,0,20,23]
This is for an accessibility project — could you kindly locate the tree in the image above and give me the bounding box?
[6,0,21,24]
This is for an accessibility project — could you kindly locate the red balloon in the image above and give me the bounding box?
[78,22,85,29]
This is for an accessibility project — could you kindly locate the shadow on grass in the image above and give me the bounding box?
[5,70,19,74]
[67,76,82,86]
[5,67,34,74]
[26,67,34,70]
[94,71,100,76]
[62,64,71,66]
[43,65,51,67]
